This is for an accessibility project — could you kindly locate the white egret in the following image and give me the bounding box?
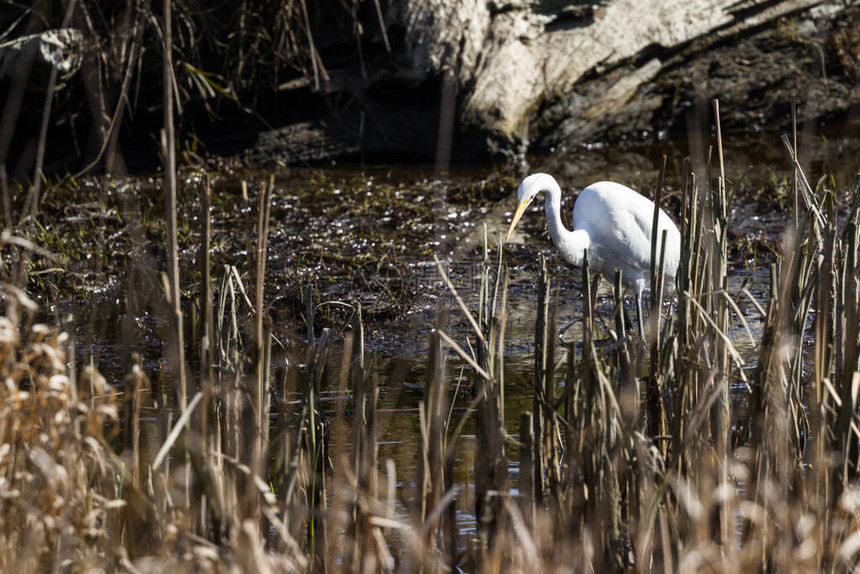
[505,173,681,338]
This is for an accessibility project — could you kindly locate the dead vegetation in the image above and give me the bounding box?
[0,93,858,573]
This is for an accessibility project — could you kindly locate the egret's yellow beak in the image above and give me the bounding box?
[505,199,531,243]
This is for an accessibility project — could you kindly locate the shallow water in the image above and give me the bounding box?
[42,128,859,545]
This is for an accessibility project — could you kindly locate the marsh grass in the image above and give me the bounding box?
[3,0,859,570]
[0,98,859,572]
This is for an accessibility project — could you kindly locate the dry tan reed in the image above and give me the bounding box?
[0,102,859,572]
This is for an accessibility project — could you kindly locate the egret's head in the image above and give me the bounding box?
[505,173,553,243]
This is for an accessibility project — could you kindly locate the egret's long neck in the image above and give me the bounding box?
[543,184,589,267]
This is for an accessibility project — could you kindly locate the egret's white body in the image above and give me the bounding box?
[506,173,681,335]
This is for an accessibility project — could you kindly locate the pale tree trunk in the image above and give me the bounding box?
[401,0,834,142]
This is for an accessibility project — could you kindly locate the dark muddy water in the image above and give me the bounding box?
[48,130,859,534]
